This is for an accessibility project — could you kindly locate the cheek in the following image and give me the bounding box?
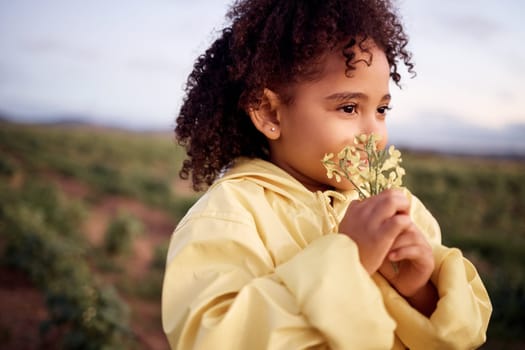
[380,135,389,149]
[377,125,389,149]
[335,125,362,149]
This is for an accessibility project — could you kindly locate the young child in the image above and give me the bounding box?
[162,0,492,349]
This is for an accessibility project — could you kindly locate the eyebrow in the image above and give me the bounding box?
[325,92,391,102]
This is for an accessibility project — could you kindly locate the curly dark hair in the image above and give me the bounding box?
[175,0,415,191]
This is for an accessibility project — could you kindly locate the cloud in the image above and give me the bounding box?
[389,112,525,155]
[19,38,100,62]
[126,57,179,75]
[437,14,502,42]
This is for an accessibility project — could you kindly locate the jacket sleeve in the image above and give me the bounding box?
[162,214,396,350]
[373,193,492,350]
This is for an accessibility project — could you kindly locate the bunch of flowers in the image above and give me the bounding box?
[322,133,405,199]
[322,134,405,273]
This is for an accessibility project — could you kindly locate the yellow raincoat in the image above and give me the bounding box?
[162,158,491,349]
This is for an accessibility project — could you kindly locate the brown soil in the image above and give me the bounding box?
[0,268,49,350]
[0,174,179,349]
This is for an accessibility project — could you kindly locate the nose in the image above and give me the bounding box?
[359,114,388,147]
[360,113,380,135]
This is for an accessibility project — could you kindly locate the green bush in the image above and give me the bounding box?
[0,121,185,211]
[104,213,143,256]
[0,156,16,176]
[152,243,169,271]
[0,182,135,349]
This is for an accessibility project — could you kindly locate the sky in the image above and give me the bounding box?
[0,0,524,154]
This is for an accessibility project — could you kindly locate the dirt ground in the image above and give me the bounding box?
[0,175,179,349]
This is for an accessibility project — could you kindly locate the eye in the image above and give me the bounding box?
[377,105,392,115]
[338,104,357,114]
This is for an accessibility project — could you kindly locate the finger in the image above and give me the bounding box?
[375,189,410,216]
[351,189,407,219]
[389,225,426,251]
[380,213,412,240]
[388,244,433,263]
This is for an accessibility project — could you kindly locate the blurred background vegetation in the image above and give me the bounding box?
[0,120,524,349]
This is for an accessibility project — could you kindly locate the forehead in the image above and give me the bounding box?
[321,43,389,78]
[275,41,391,104]
[288,44,390,97]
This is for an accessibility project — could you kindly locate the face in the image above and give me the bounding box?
[269,43,391,192]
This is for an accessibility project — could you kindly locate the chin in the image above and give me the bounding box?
[334,185,356,192]
[330,179,356,192]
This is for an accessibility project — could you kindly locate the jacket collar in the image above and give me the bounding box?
[213,157,358,225]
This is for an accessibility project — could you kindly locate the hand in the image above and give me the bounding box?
[339,189,412,275]
[378,224,434,298]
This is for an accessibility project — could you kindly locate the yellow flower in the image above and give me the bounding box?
[321,133,405,199]
[322,153,334,162]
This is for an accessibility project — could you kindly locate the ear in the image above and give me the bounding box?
[248,88,281,140]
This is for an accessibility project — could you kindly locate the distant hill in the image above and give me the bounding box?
[389,114,525,157]
[0,111,172,133]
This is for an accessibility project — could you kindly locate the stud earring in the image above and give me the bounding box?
[270,127,276,132]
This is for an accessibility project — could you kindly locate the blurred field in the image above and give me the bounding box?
[0,120,524,349]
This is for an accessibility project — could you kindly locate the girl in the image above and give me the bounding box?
[162,0,492,349]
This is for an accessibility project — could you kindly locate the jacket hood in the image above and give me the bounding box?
[213,157,357,218]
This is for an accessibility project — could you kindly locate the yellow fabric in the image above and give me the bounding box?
[162,158,491,349]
